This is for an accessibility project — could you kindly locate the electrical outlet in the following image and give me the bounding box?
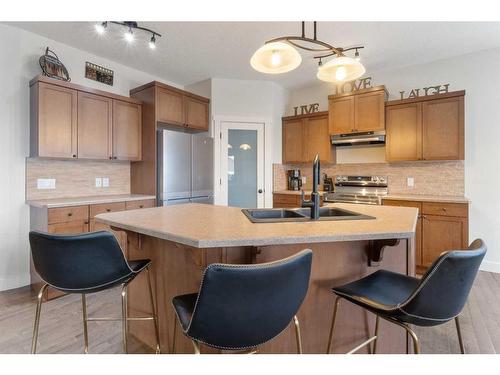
[301,176,307,185]
[37,178,56,189]
[95,177,102,188]
[102,177,109,187]
[407,177,415,188]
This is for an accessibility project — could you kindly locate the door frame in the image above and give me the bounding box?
[213,116,273,208]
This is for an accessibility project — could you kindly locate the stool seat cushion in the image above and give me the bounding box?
[172,293,198,331]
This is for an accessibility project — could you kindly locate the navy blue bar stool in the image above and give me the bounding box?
[171,249,313,354]
[326,239,486,354]
[29,230,160,354]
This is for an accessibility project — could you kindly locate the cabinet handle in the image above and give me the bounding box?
[113,156,118,160]
[72,154,77,158]
[68,213,73,217]
[139,205,143,208]
[109,156,113,159]
[84,220,89,225]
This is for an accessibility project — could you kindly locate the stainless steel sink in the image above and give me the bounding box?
[242,207,374,223]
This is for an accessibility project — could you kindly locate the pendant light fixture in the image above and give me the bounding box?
[251,22,365,83]
[94,21,161,49]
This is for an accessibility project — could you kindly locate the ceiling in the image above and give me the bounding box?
[8,21,500,89]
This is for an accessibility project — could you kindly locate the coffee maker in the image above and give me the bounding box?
[287,169,302,191]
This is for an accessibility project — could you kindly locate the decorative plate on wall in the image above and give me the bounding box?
[39,47,70,82]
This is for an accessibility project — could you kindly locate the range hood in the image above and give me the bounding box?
[331,131,385,146]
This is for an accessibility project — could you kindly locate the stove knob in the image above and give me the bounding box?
[373,176,379,183]
[379,177,386,183]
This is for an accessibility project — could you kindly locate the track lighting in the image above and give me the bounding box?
[124,28,134,42]
[95,22,107,34]
[149,35,156,49]
[355,49,361,62]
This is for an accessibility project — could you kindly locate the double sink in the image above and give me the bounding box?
[242,206,375,223]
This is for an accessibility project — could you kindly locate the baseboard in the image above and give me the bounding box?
[0,274,30,292]
[480,260,500,274]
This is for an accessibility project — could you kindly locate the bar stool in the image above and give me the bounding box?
[326,239,486,354]
[171,249,313,354]
[29,230,161,354]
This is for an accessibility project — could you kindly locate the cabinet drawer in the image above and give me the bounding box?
[125,199,156,210]
[422,202,468,218]
[90,202,126,217]
[273,194,299,204]
[48,219,89,234]
[48,206,89,224]
[382,199,422,210]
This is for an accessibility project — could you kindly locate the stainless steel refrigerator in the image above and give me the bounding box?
[157,129,214,206]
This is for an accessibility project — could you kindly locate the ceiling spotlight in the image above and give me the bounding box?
[124,28,134,42]
[95,22,107,34]
[355,49,361,62]
[149,35,156,49]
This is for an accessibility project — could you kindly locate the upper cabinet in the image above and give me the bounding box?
[328,86,386,135]
[138,81,210,132]
[385,91,464,162]
[30,76,142,161]
[282,112,333,164]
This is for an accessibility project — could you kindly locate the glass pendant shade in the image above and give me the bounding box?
[250,41,302,74]
[317,55,366,83]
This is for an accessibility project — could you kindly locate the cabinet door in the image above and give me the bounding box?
[422,215,468,267]
[156,87,184,126]
[37,82,77,158]
[185,95,209,131]
[282,119,305,163]
[354,90,385,132]
[422,96,464,160]
[385,103,422,162]
[383,199,423,268]
[329,96,354,134]
[113,100,142,161]
[303,115,331,163]
[77,92,112,159]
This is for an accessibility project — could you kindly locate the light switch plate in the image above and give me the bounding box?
[301,176,307,185]
[37,178,56,189]
[102,177,109,187]
[95,177,102,188]
[407,177,415,188]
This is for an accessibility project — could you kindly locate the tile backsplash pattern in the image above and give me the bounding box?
[274,161,464,197]
[26,158,131,200]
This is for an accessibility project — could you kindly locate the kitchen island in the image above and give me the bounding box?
[96,202,418,354]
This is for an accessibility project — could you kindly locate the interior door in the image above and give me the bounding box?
[220,122,265,208]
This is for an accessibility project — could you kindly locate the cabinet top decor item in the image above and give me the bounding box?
[39,47,70,82]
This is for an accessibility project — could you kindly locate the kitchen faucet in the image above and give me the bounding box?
[301,154,321,220]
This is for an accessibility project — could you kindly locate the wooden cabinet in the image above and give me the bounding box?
[151,83,209,131]
[282,112,333,164]
[112,100,142,161]
[328,86,386,135]
[33,82,78,158]
[273,193,324,208]
[77,92,112,159]
[30,76,142,161]
[385,91,465,162]
[383,198,468,273]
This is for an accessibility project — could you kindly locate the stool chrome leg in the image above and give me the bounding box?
[121,283,128,354]
[326,296,342,354]
[82,294,89,354]
[172,315,178,354]
[146,266,161,354]
[293,315,303,354]
[31,283,49,354]
[192,340,201,354]
[455,316,465,354]
[382,317,420,354]
[372,315,380,354]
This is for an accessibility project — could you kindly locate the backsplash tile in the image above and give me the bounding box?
[274,161,464,197]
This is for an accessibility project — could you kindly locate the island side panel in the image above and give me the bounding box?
[125,231,251,354]
[253,238,413,354]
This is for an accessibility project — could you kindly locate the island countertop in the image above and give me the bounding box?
[95,203,418,248]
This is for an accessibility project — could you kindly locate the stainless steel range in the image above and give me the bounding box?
[323,175,388,205]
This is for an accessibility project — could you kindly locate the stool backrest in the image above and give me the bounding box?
[29,231,133,292]
[186,249,313,350]
[401,239,486,321]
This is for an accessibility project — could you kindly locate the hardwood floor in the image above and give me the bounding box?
[1,271,499,354]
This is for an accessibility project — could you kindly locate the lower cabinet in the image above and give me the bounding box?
[383,199,468,273]
[30,198,156,300]
[273,193,324,209]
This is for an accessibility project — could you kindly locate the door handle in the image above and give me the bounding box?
[258,189,263,194]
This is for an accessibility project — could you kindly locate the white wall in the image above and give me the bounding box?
[287,47,500,272]
[211,78,288,207]
[0,23,183,291]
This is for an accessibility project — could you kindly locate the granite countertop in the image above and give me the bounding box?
[383,194,469,204]
[95,202,418,248]
[26,194,157,208]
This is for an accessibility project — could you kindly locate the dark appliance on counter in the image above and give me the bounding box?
[287,169,302,191]
[323,174,334,192]
[323,175,388,205]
